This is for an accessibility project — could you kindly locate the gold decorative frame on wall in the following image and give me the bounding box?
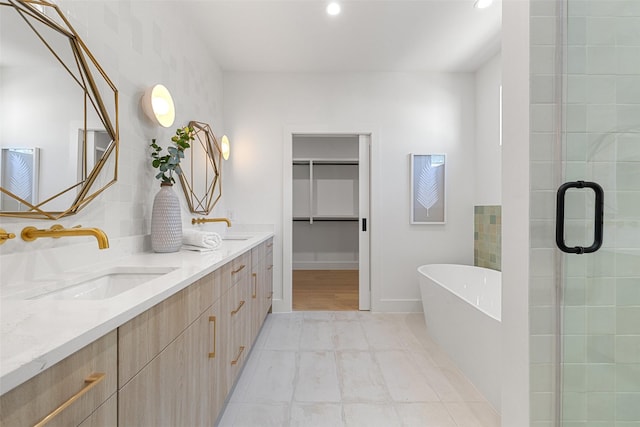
[0,0,119,219]
[179,121,222,215]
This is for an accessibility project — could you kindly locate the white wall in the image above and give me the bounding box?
[0,1,225,256]
[501,0,530,423]
[223,72,476,312]
[475,52,503,206]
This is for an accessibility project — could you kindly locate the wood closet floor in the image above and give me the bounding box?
[292,270,358,311]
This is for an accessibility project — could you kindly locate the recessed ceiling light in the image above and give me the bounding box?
[474,0,493,8]
[326,2,341,16]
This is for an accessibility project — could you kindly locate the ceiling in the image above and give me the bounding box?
[185,0,502,73]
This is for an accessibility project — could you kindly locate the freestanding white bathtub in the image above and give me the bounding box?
[417,264,502,412]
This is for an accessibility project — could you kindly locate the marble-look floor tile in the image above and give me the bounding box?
[394,402,458,427]
[361,314,425,350]
[332,320,369,350]
[375,350,440,402]
[445,401,501,427]
[303,311,335,320]
[411,351,484,402]
[294,351,341,402]
[241,350,297,403]
[332,310,362,321]
[262,313,303,351]
[300,319,334,350]
[343,403,400,427]
[290,403,344,427]
[217,403,290,427]
[219,312,502,426]
[337,351,389,402]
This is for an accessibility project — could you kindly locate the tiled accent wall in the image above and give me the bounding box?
[474,205,502,271]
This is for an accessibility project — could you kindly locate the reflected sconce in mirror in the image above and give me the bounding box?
[221,135,230,160]
[142,84,175,128]
[0,0,119,219]
[178,121,222,215]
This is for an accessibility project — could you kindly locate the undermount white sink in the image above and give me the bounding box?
[221,235,252,241]
[29,266,176,300]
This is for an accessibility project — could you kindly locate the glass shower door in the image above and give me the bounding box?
[560,0,640,424]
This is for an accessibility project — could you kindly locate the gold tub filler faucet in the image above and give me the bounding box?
[191,217,232,227]
[21,224,109,249]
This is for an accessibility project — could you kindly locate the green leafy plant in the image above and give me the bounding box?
[150,126,193,184]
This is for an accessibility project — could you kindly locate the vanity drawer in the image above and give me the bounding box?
[0,331,117,427]
[118,271,217,386]
[230,251,250,286]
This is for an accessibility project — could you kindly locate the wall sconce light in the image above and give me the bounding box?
[142,84,175,127]
[473,0,493,8]
[221,135,230,160]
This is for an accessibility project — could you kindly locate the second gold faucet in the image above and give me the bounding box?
[192,217,232,227]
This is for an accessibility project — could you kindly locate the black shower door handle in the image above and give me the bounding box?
[555,181,604,254]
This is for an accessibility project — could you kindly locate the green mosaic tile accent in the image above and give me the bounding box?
[474,205,501,271]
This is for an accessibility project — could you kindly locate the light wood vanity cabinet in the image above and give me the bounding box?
[118,298,223,426]
[251,237,273,340]
[118,240,272,426]
[0,240,273,427]
[0,331,117,427]
[225,251,252,387]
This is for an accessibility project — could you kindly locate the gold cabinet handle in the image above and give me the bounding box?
[231,264,246,275]
[231,300,245,315]
[33,372,105,427]
[252,273,257,298]
[208,316,217,359]
[230,346,245,366]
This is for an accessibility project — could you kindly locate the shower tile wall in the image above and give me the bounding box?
[530,0,640,425]
[474,206,502,271]
[530,1,562,425]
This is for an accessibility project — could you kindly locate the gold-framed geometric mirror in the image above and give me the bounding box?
[0,0,119,219]
[178,121,222,215]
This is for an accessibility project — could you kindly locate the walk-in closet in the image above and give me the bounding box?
[291,134,369,310]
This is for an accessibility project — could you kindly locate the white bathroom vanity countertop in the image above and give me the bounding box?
[0,231,274,395]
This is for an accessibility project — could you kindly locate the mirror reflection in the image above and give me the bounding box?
[0,0,118,218]
[179,121,222,215]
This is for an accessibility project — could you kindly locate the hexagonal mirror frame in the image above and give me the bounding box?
[178,121,223,215]
[0,0,119,219]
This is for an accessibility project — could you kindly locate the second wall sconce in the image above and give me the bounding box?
[221,135,230,160]
[142,84,175,127]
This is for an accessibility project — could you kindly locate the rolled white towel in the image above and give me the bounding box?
[182,229,222,249]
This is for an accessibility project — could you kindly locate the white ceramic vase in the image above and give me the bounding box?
[151,183,182,253]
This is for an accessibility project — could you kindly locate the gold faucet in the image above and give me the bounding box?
[21,224,109,249]
[191,217,232,227]
[0,228,16,245]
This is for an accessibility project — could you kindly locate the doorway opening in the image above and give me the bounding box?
[289,133,370,311]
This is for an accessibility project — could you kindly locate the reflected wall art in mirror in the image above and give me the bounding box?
[178,121,222,215]
[0,0,119,219]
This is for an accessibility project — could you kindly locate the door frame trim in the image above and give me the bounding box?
[278,126,377,313]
